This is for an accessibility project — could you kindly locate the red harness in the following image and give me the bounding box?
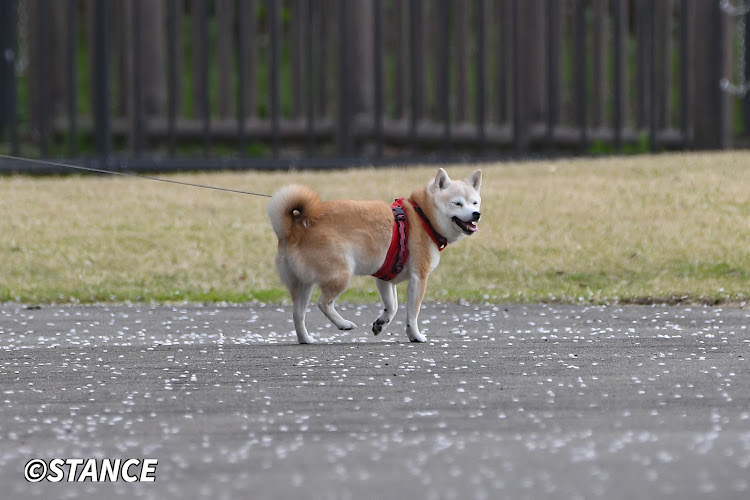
[372,199,409,281]
[372,198,447,281]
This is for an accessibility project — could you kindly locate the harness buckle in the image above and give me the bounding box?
[392,205,406,221]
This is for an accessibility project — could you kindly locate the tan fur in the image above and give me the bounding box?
[267,169,482,343]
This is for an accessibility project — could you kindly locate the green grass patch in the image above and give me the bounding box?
[2,152,750,306]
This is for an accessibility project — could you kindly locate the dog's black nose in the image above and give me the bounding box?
[472,211,481,221]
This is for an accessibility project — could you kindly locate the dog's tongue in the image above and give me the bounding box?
[460,220,478,233]
[454,217,478,234]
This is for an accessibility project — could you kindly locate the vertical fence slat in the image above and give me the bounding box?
[144,3,166,120]
[409,0,422,154]
[270,0,281,157]
[497,0,511,125]
[514,0,545,153]
[174,2,183,120]
[202,0,211,155]
[93,0,111,165]
[745,2,750,139]
[66,0,77,156]
[512,0,521,153]
[350,0,374,132]
[476,0,486,155]
[290,0,303,119]
[336,0,350,155]
[394,2,408,119]
[190,0,201,118]
[318,1,333,121]
[236,0,247,155]
[374,0,384,157]
[432,0,444,151]
[438,0,451,154]
[50,2,66,121]
[592,0,605,128]
[37,0,50,157]
[114,2,129,119]
[456,1,468,123]
[167,0,178,157]
[217,0,233,119]
[574,0,587,152]
[1,0,20,155]
[546,0,559,151]
[692,1,731,149]
[654,0,673,130]
[189,0,210,153]
[612,0,625,153]
[716,0,728,149]
[306,0,315,155]
[680,0,693,148]
[10,0,19,155]
[0,0,6,140]
[648,1,656,151]
[241,0,257,119]
[424,0,435,124]
[635,0,649,129]
[132,0,145,156]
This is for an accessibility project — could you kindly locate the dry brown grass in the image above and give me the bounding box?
[2,151,749,305]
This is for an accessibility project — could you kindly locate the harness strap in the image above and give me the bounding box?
[372,198,409,281]
[409,200,448,251]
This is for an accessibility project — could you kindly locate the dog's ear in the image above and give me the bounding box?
[466,169,482,192]
[433,168,451,190]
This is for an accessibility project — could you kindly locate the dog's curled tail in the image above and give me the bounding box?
[267,185,321,240]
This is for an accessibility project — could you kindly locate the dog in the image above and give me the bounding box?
[267,168,482,343]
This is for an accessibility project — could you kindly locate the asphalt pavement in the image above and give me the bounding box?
[1,302,749,499]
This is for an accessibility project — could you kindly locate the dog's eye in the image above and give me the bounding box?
[472,201,478,205]
[453,201,463,207]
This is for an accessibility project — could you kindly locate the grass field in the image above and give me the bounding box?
[1,151,749,306]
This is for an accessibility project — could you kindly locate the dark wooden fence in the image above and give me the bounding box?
[0,0,747,171]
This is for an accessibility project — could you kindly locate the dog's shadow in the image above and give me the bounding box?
[284,339,429,347]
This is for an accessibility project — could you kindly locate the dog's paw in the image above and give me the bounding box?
[406,325,426,343]
[338,320,357,331]
[372,318,386,336]
[406,330,427,343]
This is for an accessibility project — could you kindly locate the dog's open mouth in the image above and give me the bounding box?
[453,216,478,235]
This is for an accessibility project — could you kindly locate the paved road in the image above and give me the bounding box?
[1,302,749,499]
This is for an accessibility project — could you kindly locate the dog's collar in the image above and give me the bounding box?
[409,199,448,251]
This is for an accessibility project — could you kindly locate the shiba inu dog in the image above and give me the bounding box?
[267,168,482,344]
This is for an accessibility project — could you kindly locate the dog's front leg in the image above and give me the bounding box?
[373,279,397,335]
[405,272,428,343]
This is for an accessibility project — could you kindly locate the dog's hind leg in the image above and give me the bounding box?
[318,273,357,331]
[276,254,315,344]
[372,279,397,335]
[291,282,315,344]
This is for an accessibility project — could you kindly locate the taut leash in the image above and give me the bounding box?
[0,154,273,198]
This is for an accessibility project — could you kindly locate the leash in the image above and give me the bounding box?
[0,154,272,198]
